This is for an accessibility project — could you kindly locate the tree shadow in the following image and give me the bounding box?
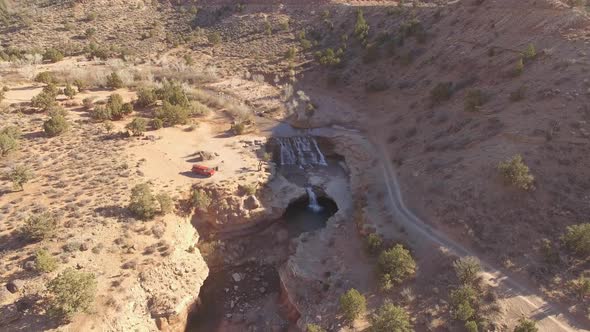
[94,205,128,219]
[179,171,212,179]
[0,294,62,331]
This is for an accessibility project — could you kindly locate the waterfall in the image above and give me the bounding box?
[277,136,327,167]
[306,187,323,213]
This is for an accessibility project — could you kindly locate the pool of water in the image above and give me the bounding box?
[283,195,338,237]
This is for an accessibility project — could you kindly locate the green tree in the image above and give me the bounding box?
[129,183,158,220]
[43,114,69,137]
[498,155,534,190]
[35,249,58,273]
[563,223,590,257]
[106,72,123,90]
[155,81,189,107]
[46,268,97,319]
[569,276,590,300]
[155,102,190,126]
[136,87,157,107]
[34,71,56,84]
[6,165,32,191]
[339,288,366,323]
[21,212,58,241]
[126,117,147,136]
[156,193,173,214]
[450,285,478,321]
[514,318,538,332]
[366,233,383,255]
[378,244,416,288]
[465,321,478,332]
[453,256,481,285]
[369,302,412,332]
[31,84,59,110]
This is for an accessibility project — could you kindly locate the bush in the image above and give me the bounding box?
[513,318,538,332]
[85,27,96,39]
[191,189,211,212]
[155,102,190,126]
[450,285,478,321]
[0,127,20,156]
[31,84,59,110]
[339,288,366,323]
[465,321,478,332]
[129,183,158,220]
[369,302,412,332]
[286,47,297,61]
[126,117,147,136]
[43,48,64,63]
[523,43,536,60]
[366,233,383,255]
[354,9,369,43]
[514,57,524,76]
[453,256,481,285]
[378,244,416,289]
[83,97,94,110]
[21,212,58,241]
[6,165,32,191]
[121,102,134,116]
[35,71,56,84]
[151,118,163,130]
[35,249,58,273]
[430,82,454,105]
[136,87,157,107]
[497,155,534,190]
[464,89,486,112]
[231,122,246,135]
[63,84,77,99]
[569,276,590,300]
[157,193,173,214]
[74,79,87,92]
[208,31,222,45]
[44,114,69,137]
[563,223,590,257]
[106,72,123,90]
[155,81,189,107]
[190,100,211,116]
[306,324,326,332]
[315,48,343,67]
[91,105,111,122]
[46,268,97,320]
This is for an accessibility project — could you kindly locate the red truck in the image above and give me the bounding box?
[192,164,215,177]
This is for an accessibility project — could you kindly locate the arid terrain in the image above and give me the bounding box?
[1,0,590,331]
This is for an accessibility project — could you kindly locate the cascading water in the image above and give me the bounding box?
[277,136,327,167]
[306,187,323,213]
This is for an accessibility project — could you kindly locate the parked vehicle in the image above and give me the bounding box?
[192,164,215,177]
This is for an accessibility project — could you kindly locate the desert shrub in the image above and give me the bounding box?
[86,43,109,60]
[315,48,342,66]
[82,97,94,110]
[21,212,57,241]
[286,47,297,61]
[35,71,56,84]
[190,100,211,116]
[563,223,590,257]
[43,48,64,63]
[122,102,134,115]
[430,82,454,105]
[91,105,111,122]
[35,249,58,273]
[510,86,526,102]
[513,318,538,332]
[155,102,190,126]
[465,321,478,332]
[63,84,77,99]
[0,126,20,156]
[366,233,383,255]
[151,118,163,130]
[103,121,114,134]
[136,87,157,107]
[6,165,32,191]
[129,183,158,220]
[156,193,173,214]
[191,188,212,211]
[339,288,366,323]
[369,302,412,332]
[464,89,486,112]
[514,57,524,76]
[378,244,416,289]
[264,20,272,35]
[84,27,96,39]
[46,268,97,320]
[569,276,590,299]
[44,114,69,137]
[126,117,147,136]
[208,31,222,45]
[155,81,189,107]
[31,84,59,110]
[231,122,246,135]
[450,285,478,321]
[523,43,536,60]
[453,256,481,285]
[73,79,87,92]
[354,9,369,44]
[306,324,326,332]
[497,155,534,190]
[106,72,123,89]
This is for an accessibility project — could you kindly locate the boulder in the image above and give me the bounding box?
[244,195,260,210]
[6,280,24,293]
